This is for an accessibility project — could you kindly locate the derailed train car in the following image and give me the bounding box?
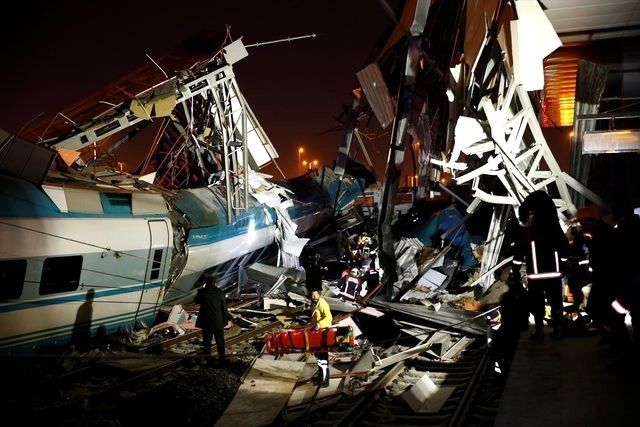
[0,31,376,354]
[0,158,283,354]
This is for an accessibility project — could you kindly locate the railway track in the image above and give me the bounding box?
[1,310,513,427]
[1,321,277,426]
[277,333,508,427]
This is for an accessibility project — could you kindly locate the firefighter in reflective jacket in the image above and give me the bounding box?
[512,190,569,340]
[340,268,362,301]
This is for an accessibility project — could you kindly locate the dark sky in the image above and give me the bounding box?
[0,1,399,179]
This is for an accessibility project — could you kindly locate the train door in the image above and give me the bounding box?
[135,219,171,321]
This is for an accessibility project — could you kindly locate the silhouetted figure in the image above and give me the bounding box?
[195,277,233,363]
[512,191,569,340]
[612,270,640,357]
[70,289,95,352]
[304,253,325,294]
[566,209,604,313]
[586,215,616,333]
[599,203,640,353]
[338,246,353,272]
[490,270,529,379]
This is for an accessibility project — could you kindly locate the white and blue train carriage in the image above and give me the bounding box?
[0,173,174,355]
[159,185,278,309]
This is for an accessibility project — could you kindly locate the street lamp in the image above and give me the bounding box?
[303,160,318,172]
[298,147,304,176]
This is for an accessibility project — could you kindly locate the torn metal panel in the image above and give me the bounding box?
[349,346,377,374]
[374,341,433,368]
[396,246,450,302]
[371,300,487,336]
[511,0,562,90]
[245,262,305,288]
[129,81,177,119]
[0,135,56,185]
[356,63,395,129]
[441,336,475,362]
[422,330,452,359]
[402,373,457,413]
[374,330,454,368]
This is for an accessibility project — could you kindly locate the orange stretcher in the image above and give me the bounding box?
[264,325,355,354]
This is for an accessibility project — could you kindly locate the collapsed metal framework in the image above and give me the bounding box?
[31,39,279,224]
[351,0,606,292]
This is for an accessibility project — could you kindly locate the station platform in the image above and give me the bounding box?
[494,322,639,426]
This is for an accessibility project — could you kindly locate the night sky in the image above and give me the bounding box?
[0,1,401,179]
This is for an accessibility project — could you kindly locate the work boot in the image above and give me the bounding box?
[312,370,322,385]
[320,368,330,388]
[316,358,330,387]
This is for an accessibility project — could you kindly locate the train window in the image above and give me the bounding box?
[0,259,27,301]
[101,192,132,214]
[150,249,163,280]
[39,256,83,295]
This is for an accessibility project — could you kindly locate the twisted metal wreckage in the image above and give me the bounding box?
[216,0,613,422]
[0,0,613,421]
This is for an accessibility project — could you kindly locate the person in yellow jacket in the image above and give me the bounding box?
[309,289,332,387]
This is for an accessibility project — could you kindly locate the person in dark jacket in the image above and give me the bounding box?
[304,252,326,294]
[489,270,530,379]
[565,212,603,313]
[195,277,233,363]
[600,204,640,353]
[512,190,569,340]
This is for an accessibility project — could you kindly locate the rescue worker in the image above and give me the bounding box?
[512,190,569,340]
[309,289,333,387]
[565,207,603,313]
[361,254,380,296]
[339,267,362,301]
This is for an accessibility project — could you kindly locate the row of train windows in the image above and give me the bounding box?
[0,249,165,302]
[0,256,82,301]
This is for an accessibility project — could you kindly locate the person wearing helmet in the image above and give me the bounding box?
[512,190,569,340]
[340,267,362,301]
[565,209,605,314]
